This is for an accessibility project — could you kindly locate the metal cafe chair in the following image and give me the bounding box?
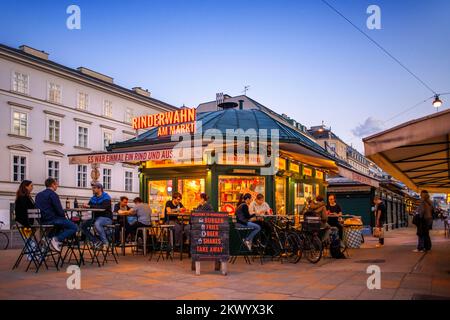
[229,221,253,265]
[100,223,119,265]
[153,224,174,262]
[13,209,61,273]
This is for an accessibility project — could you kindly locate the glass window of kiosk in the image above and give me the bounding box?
[275,176,286,215]
[148,180,173,218]
[178,178,205,211]
[304,184,313,200]
[294,182,306,215]
[218,176,265,213]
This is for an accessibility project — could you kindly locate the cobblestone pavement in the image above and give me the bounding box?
[1,222,449,300]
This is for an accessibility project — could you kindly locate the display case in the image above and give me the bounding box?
[218,176,265,212]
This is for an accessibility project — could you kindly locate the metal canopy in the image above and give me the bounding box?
[363,109,450,193]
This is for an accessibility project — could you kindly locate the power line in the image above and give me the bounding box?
[320,0,438,96]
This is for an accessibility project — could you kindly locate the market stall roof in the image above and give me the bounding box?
[363,109,450,193]
[104,108,339,172]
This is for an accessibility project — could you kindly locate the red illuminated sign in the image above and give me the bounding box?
[132,108,196,136]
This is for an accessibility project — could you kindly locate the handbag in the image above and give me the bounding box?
[373,227,384,238]
[412,214,421,226]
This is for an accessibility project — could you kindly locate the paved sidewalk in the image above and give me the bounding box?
[0,222,449,300]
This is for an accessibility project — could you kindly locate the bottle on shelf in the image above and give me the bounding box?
[74,198,79,208]
[65,198,70,209]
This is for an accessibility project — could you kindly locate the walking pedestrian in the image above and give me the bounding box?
[413,190,433,252]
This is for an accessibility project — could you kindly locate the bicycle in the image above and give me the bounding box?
[0,221,10,250]
[253,216,302,264]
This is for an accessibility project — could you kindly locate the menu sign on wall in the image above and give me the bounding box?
[190,212,229,261]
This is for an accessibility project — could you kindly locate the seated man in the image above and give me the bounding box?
[113,196,131,243]
[35,178,78,252]
[164,192,187,247]
[236,193,261,251]
[80,182,113,249]
[121,197,151,239]
[326,194,343,240]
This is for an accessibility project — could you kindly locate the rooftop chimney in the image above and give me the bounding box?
[77,67,114,83]
[19,45,49,60]
[238,100,244,110]
[132,87,151,97]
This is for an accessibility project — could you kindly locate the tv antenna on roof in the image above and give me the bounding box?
[242,85,250,95]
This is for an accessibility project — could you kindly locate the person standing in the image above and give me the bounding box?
[373,196,386,248]
[81,182,113,249]
[414,190,433,252]
[235,193,261,251]
[35,178,78,252]
[14,180,35,228]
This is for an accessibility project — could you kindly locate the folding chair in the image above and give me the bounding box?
[100,223,119,265]
[229,224,253,264]
[13,209,61,272]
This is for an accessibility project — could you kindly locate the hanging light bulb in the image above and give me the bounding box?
[432,95,442,108]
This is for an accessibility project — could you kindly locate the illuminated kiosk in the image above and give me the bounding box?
[69,104,338,254]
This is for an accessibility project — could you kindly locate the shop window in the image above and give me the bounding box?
[275,176,286,215]
[148,180,173,217]
[218,176,265,214]
[294,182,306,215]
[177,178,205,211]
[303,184,313,200]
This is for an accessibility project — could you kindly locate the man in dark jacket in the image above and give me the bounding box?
[80,182,113,248]
[35,178,78,252]
[235,193,261,251]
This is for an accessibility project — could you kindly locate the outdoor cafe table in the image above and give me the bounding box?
[63,208,106,266]
[167,213,191,260]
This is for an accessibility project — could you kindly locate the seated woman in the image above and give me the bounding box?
[308,195,331,241]
[196,193,213,212]
[249,193,272,241]
[235,193,261,251]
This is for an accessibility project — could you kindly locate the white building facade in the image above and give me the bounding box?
[0,44,177,229]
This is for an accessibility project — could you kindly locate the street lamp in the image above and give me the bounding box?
[432,95,442,108]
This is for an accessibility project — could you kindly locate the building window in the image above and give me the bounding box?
[103,100,113,118]
[77,165,88,188]
[103,168,112,190]
[12,72,29,94]
[77,92,89,110]
[12,155,27,182]
[48,160,60,181]
[77,126,88,148]
[125,171,133,192]
[103,131,113,151]
[125,108,133,123]
[48,119,61,142]
[48,82,62,104]
[12,111,28,136]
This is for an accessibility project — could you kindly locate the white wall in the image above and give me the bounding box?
[0,54,173,228]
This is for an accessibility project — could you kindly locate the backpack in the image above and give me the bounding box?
[329,231,346,259]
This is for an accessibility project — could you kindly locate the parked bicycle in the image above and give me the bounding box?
[0,221,10,250]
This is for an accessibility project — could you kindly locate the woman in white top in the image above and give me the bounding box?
[249,193,272,215]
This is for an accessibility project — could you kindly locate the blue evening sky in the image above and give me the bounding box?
[1,0,449,152]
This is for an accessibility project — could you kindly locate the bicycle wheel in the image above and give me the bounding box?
[304,233,322,264]
[285,232,302,263]
[0,232,9,250]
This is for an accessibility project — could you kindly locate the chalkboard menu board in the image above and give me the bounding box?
[190,212,230,261]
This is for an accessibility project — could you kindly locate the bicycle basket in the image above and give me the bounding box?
[302,216,321,232]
